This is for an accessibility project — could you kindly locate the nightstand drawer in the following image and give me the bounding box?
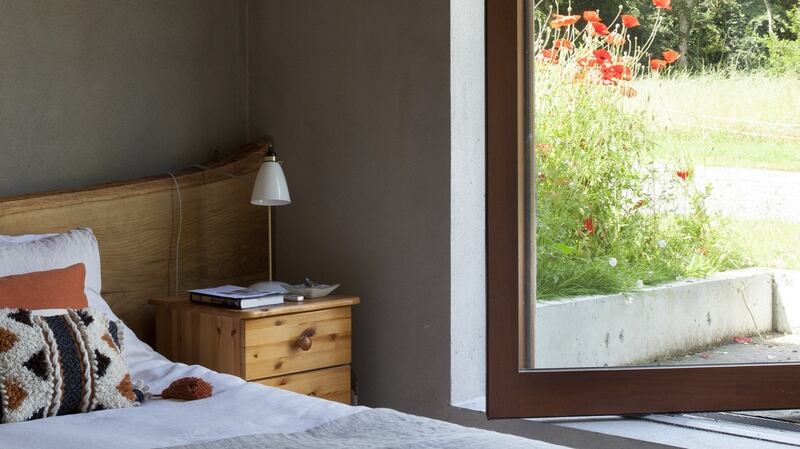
[243,307,351,380]
[258,366,351,404]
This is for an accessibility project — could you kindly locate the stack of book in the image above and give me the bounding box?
[188,285,285,309]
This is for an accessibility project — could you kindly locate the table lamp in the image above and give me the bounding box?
[250,140,291,286]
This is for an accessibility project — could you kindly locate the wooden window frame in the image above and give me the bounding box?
[485,0,800,419]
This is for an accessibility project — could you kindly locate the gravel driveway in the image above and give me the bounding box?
[694,167,800,222]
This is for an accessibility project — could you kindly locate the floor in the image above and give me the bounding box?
[655,333,800,366]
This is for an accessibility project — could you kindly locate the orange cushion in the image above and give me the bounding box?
[0,263,88,310]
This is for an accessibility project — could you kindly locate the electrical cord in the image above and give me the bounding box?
[165,172,182,296]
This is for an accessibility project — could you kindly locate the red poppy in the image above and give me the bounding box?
[577,57,601,68]
[606,32,625,46]
[621,15,640,28]
[593,49,613,63]
[653,0,672,10]
[600,65,620,81]
[583,218,595,235]
[608,64,632,80]
[676,170,689,180]
[582,10,602,23]
[663,49,681,64]
[550,14,580,28]
[536,49,559,64]
[589,22,610,35]
[649,59,667,70]
[553,39,573,50]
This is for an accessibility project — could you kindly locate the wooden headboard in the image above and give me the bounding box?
[0,141,271,345]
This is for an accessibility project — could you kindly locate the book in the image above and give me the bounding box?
[188,285,285,309]
[188,285,284,299]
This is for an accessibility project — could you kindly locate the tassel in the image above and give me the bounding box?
[132,379,152,406]
[158,377,213,401]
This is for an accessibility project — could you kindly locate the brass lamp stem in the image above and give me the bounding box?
[267,206,274,281]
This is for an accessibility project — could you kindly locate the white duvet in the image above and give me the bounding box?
[0,306,364,449]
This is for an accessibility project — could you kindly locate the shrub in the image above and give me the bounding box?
[764,5,800,75]
[533,1,742,299]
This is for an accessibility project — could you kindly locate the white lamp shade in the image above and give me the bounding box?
[250,160,291,206]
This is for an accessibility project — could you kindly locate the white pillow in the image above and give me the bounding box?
[0,228,102,295]
[0,233,55,246]
[0,230,156,358]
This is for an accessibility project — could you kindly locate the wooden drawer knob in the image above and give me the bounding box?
[295,328,317,351]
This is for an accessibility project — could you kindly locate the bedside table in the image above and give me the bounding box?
[149,295,359,404]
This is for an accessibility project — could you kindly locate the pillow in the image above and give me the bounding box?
[0,230,154,359]
[0,234,54,246]
[0,264,88,310]
[0,308,136,423]
[0,229,102,297]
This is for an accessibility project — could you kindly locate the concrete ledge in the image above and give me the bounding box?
[773,269,800,334]
[534,269,774,368]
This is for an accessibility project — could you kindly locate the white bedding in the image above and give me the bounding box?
[0,310,364,449]
[0,231,556,448]
[0,231,363,448]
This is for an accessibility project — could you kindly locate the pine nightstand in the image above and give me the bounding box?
[149,295,359,404]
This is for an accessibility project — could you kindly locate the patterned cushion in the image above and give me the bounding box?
[0,308,136,423]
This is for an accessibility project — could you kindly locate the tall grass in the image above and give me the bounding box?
[634,72,800,142]
[534,67,743,300]
[632,72,800,171]
[531,5,746,300]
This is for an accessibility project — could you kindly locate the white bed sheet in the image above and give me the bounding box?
[0,310,364,449]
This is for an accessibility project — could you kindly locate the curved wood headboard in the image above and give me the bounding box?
[0,141,271,344]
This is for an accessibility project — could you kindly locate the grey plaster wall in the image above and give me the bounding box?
[0,0,247,197]
[0,2,666,446]
[247,2,670,448]
[248,0,453,415]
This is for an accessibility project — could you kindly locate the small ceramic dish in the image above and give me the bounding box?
[285,283,340,298]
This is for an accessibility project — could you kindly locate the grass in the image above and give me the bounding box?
[728,219,800,270]
[653,134,800,172]
[533,61,742,301]
[537,218,800,300]
[634,72,800,171]
[640,73,800,272]
[634,73,800,133]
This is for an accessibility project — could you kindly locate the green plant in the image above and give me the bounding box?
[763,5,800,74]
[533,2,743,299]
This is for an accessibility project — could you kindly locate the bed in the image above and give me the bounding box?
[0,142,562,448]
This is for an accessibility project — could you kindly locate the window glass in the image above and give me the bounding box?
[526,0,800,370]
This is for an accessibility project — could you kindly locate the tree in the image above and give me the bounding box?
[676,0,693,68]
[763,0,775,35]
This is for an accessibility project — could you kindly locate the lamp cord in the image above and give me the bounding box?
[165,172,183,296]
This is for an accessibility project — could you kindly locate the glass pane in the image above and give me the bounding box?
[525,0,800,369]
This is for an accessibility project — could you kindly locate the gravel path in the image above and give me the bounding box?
[694,167,800,222]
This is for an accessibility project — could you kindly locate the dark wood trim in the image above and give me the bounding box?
[485,0,800,418]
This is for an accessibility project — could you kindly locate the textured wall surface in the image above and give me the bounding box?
[0,0,247,196]
[450,0,486,406]
[247,3,669,447]
[0,2,668,446]
[248,0,452,416]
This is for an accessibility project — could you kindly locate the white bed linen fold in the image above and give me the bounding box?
[0,317,363,449]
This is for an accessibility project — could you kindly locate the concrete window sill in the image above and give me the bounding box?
[453,397,800,449]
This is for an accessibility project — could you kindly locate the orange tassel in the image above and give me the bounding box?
[160,377,213,401]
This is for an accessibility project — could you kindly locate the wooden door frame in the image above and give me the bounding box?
[485,0,800,419]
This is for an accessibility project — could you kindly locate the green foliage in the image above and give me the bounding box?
[533,68,743,299]
[532,4,743,299]
[764,5,800,74]
[544,0,800,71]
